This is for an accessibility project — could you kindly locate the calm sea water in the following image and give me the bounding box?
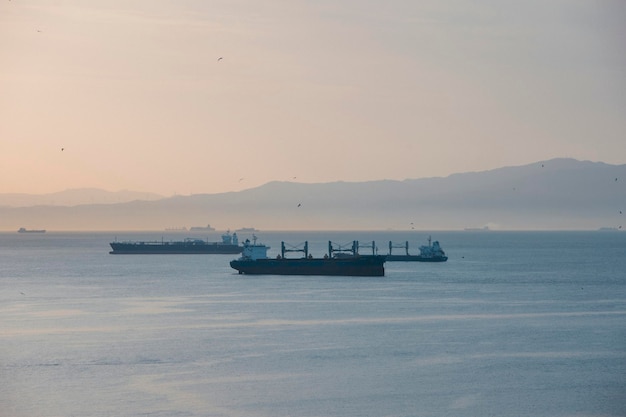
[1,231,625,417]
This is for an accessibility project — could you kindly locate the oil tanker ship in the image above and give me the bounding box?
[230,238,386,276]
[109,231,242,255]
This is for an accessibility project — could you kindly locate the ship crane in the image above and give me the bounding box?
[281,241,309,258]
[328,241,359,257]
[388,241,410,256]
[356,240,378,255]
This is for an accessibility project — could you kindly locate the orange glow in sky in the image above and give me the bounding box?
[2,1,625,195]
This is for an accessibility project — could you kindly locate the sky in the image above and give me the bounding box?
[1,0,625,196]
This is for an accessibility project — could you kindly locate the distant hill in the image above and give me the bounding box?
[1,159,624,231]
[0,188,164,207]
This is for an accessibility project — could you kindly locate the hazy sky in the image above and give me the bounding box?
[2,0,625,195]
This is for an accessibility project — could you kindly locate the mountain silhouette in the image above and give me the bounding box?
[1,159,624,231]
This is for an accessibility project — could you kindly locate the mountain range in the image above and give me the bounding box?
[1,158,625,231]
[0,188,163,207]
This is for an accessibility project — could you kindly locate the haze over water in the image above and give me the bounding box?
[2,230,625,416]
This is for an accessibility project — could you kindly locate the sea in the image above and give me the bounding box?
[1,230,625,417]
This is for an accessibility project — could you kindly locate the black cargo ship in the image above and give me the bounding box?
[386,236,448,262]
[109,231,242,254]
[230,238,386,276]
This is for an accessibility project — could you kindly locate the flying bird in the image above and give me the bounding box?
[217,57,223,62]
[297,203,301,207]
[61,148,64,151]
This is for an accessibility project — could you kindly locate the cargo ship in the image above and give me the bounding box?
[386,236,448,262]
[189,224,216,231]
[236,227,259,232]
[18,227,46,233]
[109,231,242,254]
[230,238,386,276]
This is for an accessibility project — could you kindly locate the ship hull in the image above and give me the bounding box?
[109,242,242,255]
[386,255,448,262]
[230,256,386,276]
